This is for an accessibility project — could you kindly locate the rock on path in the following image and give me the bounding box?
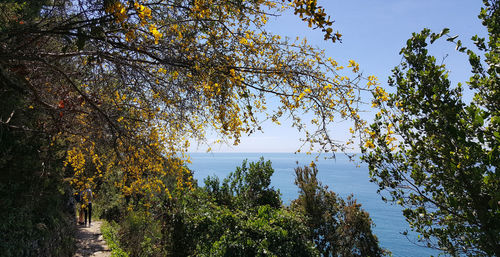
[74,221,111,257]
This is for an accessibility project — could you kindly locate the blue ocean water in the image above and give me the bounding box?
[187,153,440,257]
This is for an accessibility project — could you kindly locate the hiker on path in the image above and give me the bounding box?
[83,185,93,227]
[76,190,85,225]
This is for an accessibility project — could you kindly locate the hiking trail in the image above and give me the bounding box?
[73,221,111,257]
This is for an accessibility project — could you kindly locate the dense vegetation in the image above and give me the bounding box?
[0,76,75,256]
[362,0,500,255]
[0,0,372,255]
[0,0,498,256]
[94,158,385,256]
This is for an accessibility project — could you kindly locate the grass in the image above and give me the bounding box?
[100,220,129,257]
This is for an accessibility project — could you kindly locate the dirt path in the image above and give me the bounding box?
[74,221,111,257]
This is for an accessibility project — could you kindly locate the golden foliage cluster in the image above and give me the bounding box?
[1,0,377,203]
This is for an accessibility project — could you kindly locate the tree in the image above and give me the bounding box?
[362,1,500,255]
[0,0,375,201]
[204,158,281,209]
[291,164,386,256]
[109,159,318,256]
[185,159,317,257]
[0,70,75,256]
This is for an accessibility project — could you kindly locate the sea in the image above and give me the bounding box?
[187,153,440,257]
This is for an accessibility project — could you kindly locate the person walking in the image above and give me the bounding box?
[83,186,93,227]
[76,190,85,225]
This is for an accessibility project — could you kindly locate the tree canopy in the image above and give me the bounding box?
[292,164,386,256]
[0,0,375,200]
[362,0,500,255]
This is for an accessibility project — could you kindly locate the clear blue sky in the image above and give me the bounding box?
[189,0,487,153]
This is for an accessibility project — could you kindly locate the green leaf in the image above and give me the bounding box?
[430,33,438,43]
[483,175,490,184]
[435,28,450,40]
[492,115,500,125]
[474,112,484,126]
[455,40,462,50]
[446,35,458,41]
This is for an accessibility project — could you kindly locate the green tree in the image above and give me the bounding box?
[191,159,315,256]
[362,1,500,255]
[112,159,317,256]
[204,158,281,209]
[165,192,318,257]
[291,164,386,257]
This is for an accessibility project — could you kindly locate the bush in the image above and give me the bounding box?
[118,210,164,257]
[101,221,129,257]
[163,189,317,257]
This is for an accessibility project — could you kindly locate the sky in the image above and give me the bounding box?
[189,0,488,153]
